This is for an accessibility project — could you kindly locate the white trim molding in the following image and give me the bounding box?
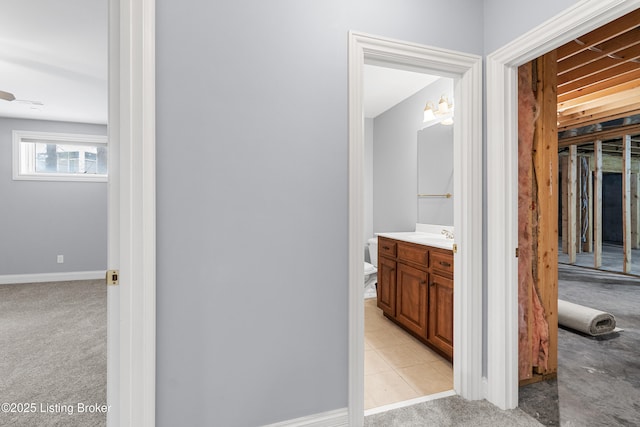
[348,31,483,426]
[485,0,640,411]
[0,271,106,285]
[263,408,349,427]
[114,0,156,426]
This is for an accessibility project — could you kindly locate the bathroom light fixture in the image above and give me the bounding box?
[423,94,454,127]
[423,102,436,122]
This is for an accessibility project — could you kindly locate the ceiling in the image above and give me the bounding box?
[363,65,440,118]
[556,8,640,131]
[0,0,107,125]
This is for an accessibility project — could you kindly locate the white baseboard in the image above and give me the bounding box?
[263,408,348,427]
[0,270,106,285]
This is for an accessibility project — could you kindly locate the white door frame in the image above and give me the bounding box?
[107,0,156,426]
[485,0,640,410]
[348,32,483,425]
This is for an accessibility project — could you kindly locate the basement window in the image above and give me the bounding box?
[12,130,108,182]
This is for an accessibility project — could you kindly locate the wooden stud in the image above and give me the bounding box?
[568,145,578,264]
[631,172,640,250]
[576,156,583,255]
[533,51,559,376]
[561,156,569,254]
[623,135,632,274]
[594,140,603,269]
[586,156,593,253]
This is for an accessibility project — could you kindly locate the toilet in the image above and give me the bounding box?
[364,237,378,299]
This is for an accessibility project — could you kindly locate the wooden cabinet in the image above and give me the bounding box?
[396,263,428,337]
[377,236,454,361]
[428,272,454,359]
[376,256,397,316]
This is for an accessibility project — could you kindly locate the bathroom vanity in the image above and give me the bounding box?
[376,233,454,361]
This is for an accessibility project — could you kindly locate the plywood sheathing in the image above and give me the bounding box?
[518,58,555,383]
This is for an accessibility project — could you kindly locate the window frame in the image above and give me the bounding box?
[12,130,108,182]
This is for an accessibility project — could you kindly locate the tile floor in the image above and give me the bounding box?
[364,298,453,410]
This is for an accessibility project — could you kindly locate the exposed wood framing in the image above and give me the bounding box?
[556,9,640,130]
[586,156,593,253]
[632,172,640,249]
[533,51,558,377]
[568,145,578,264]
[623,135,632,273]
[594,140,603,268]
[561,156,569,254]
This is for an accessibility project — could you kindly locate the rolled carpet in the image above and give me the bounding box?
[558,299,616,336]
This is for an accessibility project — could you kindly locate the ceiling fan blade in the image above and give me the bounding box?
[0,90,16,102]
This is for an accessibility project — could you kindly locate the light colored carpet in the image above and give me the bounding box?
[557,299,616,336]
[365,395,543,426]
[0,280,107,427]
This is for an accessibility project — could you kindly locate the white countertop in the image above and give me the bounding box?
[376,231,454,250]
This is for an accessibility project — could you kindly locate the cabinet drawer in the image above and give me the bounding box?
[378,237,397,258]
[397,242,429,266]
[431,251,453,275]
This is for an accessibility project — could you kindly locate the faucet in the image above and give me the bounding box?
[441,229,454,240]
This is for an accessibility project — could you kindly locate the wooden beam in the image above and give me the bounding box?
[561,156,568,254]
[558,28,640,75]
[576,155,583,255]
[558,72,640,104]
[623,135,632,273]
[533,51,558,376]
[558,43,640,87]
[558,123,640,146]
[557,9,640,61]
[558,62,640,93]
[586,156,593,253]
[569,145,578,264]
[594,140,603,269]
[632,172,640,250]
[558,86,640,114]
[558,107,640,131]
[558,88,640,116]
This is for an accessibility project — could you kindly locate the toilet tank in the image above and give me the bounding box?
[368,237,378,267]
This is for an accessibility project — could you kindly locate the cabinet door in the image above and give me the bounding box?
[428,273,453,359]
[396,263,428,338]
[377,256,396,316]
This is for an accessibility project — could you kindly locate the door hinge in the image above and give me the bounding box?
[452,244,457,254]
[106,269,120,286]
[515,247,519,258]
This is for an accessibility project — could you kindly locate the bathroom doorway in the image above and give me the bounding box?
[348,32,483,425]
[362,65,456,412]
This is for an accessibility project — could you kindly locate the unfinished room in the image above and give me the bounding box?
[516,8,640,426]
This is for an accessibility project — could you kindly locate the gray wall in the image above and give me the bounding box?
[0,118,107,275]
[484,0,580,53]
[372,78,454,235]
[155,1,482,426]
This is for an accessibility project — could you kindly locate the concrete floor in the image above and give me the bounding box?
[519,264,640,426]
[558,242,640,276]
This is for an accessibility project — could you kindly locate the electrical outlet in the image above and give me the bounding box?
[57,255,64,264]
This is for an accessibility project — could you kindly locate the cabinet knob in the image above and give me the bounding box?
[430,281,437,287]
[383,246,390,250]
[439,261,451,267]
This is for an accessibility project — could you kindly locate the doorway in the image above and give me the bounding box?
[486,0,639,411]
[362,66,455,412]
[348,32,483,425]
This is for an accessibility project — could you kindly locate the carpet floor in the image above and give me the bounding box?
[0,280,107,427]
[365,395,542,426]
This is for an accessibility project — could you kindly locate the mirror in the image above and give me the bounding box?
[417,123,453,225]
